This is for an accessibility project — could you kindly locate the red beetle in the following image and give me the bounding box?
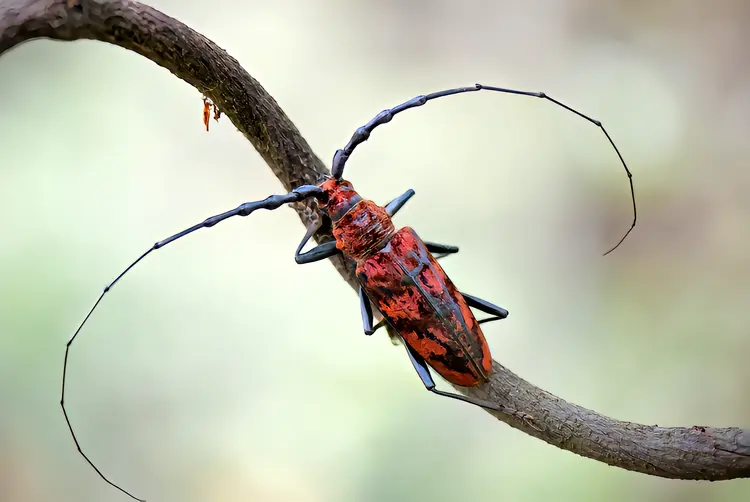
[62,83,635,501]
[319,177,501,392]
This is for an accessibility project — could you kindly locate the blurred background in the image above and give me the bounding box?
[1,0,749,500]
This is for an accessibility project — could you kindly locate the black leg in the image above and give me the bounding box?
[295,241,339,264]
[462,292,509,325]
[295,218,341,264]
[60,184,326,502]
[425,241,459,259]
[359,286,376,335]
[477,317,504,326]
[385,191,459,259]
[330,83,635,256]
[401,340,532,419]
[385,189,415,217]
[359,287,388,336]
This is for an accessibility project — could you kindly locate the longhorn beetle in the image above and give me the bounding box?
[61,83,636,501]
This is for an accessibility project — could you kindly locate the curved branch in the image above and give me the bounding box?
[3,0,748,482]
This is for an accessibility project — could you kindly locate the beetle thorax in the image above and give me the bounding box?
[318,178,395,260]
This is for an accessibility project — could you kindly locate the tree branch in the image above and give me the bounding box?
[3,0,748,482]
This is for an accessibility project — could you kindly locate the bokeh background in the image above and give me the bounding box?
[2,1,750,501]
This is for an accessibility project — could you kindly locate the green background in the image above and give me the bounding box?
[1,1,749,501]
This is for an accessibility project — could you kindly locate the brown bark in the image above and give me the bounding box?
[2,0,748,483]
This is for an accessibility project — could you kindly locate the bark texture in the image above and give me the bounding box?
[2,0,748,482]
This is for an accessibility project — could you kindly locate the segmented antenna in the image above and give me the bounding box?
[331,83,635,255]
[61,185,324,501]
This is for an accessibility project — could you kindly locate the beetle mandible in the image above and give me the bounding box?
[61,83,636,501]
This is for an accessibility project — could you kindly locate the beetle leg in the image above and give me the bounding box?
[359,286,377,335]
[402,342,534,422]
[385,189,415,217]
[295,218,341,264]
[359,287,390,335]
[384,192,459,258]
[424,241,459,259]
[295,241,339,264]
[462,292,509,325]
[359,287,390,336]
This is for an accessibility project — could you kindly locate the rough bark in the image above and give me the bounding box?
[2,0,748,483]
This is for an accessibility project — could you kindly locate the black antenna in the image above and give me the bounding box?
[330,83,635,255]
[61,185,324,501]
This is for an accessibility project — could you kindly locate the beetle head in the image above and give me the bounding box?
[317,178,362,221]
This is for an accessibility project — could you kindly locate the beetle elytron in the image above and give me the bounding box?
[61,83,636,501]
